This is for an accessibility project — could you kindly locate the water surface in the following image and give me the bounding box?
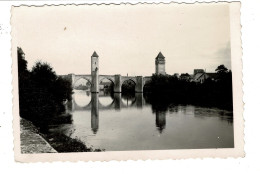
[49,90,234,151]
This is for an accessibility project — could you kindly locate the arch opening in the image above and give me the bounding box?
[99,78,114,106]
[121,79,136,106]
[99,77,114,94]
[73,77,92,91]
[121,79,136,94]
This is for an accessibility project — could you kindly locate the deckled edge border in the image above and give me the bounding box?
[11,1,244,163]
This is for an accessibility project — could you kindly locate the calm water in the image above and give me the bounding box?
[49,90,234,151]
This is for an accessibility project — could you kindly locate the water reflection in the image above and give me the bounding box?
[114,93,122,110]
[91,93,99,134]
[121,93,136,107]
[70,91,145,111]
[155,111,166,133]
[60,90,234,150]
[70,91,234,135]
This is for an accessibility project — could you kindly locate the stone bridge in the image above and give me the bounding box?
[59,51,154,93]
[61,74,152,93]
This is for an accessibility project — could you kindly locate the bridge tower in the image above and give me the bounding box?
[155,52,166,75]
[91,51,99,93]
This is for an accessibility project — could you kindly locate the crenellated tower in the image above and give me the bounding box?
[155,52,166,75]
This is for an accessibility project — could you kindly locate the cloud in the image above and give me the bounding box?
[206,41,231,71]
[215,41,231,62]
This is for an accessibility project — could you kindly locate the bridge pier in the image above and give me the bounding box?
[114,93,122,110]
[135,76,144,93]
[114,75,122,93]
[67,73,75,88]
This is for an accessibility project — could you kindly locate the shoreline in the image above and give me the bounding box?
[20,118,57,154]
[20,117,103,153]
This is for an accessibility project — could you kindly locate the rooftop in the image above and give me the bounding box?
[156,52,165,59]
[92,51,99,57]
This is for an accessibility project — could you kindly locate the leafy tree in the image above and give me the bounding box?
[17,47,29,77]
[215,64,228,74]
[17,47,31,117]
[17,48,73,128]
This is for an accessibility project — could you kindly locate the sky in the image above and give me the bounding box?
[13,3,231,76]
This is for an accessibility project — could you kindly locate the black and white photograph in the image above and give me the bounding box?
[11,2,243,161]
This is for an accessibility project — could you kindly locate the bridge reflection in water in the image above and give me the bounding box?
[67,91,166,134]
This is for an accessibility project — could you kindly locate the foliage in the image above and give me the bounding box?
[122,80,135,94]
[216,64,228,74]
[17,48,73,128]
[144,67,233,110]
[17,47,31,117]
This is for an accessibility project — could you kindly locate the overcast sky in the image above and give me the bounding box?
[13,3,231,76]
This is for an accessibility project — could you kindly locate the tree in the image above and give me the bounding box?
[17,47,29,76]
[30,61,72,103]
[17,47,31,118]
[215,64,228,74]
[17,48,73,127]
[31,61,57,86]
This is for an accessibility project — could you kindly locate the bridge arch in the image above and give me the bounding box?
[99,76,115,84]
[99,76,115,92]
[121,77,137,85]
[73,76,92,89]
[121,78,137,93]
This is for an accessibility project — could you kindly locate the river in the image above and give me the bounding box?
[48,90,234,151]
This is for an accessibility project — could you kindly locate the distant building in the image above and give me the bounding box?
[193,69,205,75]
[155,52,166,75]
[180,73,191,81]
[192,69,218,83]
[193,72,207,83]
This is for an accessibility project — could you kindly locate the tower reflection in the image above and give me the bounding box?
[91,93,99,134]
[155,111,166,133]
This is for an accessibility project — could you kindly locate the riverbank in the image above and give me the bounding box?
[20,117,103,153]
[20,118,57,153]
